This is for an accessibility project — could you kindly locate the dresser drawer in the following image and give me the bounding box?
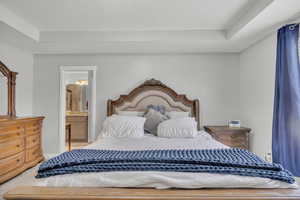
[213,133,246,142]
[0,116,44,184]
[235,144,249,149]
[0,152,25,176]
[26,134,40,149]
[25,122,42,135]
[25,121,41,129]
[204,126,251,150]
[0,138,25,159]
[26,128,41,135]
[26,145,41,163]
[0,126,24,143]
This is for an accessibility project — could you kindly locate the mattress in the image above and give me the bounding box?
[35,132,298,189]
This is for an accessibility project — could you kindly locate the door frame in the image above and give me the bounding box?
[59,66,97,153]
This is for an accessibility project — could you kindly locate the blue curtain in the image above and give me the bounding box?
[272,24,300,176]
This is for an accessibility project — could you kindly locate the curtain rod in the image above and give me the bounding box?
[288,23,299,30]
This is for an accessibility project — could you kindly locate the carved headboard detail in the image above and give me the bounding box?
[107,79,200,129]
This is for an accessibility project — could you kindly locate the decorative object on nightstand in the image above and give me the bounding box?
[204,126,251,150]
[228,120,241,128]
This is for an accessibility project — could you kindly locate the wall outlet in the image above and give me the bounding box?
[265,152,272,162]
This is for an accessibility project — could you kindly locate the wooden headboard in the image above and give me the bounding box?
[107,79,200,129]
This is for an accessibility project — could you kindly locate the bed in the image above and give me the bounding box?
[4,79,300,200]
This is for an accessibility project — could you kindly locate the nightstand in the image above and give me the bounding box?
[204,126,251,150]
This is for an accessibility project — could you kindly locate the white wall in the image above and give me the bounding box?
[0,41,34,116]
[0,37,276,157]
[33,54,240,154]
[240,34,277,158]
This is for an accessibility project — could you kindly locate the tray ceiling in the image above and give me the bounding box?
[0,0,300,53]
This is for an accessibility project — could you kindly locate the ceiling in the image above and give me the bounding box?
[0,0,250,31]
[0,0,300,53]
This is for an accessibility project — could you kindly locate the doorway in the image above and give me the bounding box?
[59,66,97,153]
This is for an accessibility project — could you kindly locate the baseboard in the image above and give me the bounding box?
[44,153,58,160]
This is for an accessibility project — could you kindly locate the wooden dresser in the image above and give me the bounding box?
[0,116,44,184]
[204,126,251,150]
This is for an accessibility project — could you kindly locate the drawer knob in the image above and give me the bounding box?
[32,139,36,142]
[16,144,20,147]
[16,159,20,162]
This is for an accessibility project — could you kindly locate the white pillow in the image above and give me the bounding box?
[157,117,198,138]
[117,111,145,117]
[167,111,189,119]
[101,115,146,138]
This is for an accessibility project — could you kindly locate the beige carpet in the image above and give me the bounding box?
[0,144,90,199]
[1,166,300,200]
[0,165,40,200]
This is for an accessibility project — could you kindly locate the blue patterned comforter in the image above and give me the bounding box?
[36,148,295,184]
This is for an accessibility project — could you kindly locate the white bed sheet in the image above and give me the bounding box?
[35,132,298,189]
